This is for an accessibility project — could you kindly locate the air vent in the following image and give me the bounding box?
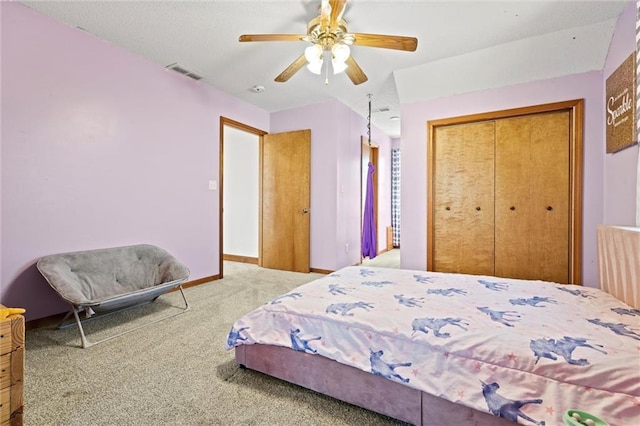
[373,106,391,113]
[165,63,203,81]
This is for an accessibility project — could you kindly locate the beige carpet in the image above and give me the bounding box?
[25,262,405,425]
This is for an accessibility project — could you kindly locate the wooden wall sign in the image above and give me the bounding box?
[606,52,637,153]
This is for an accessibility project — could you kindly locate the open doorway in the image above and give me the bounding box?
[219,118,311,278]
[360,136,378,261]
[360,138,401,268]
[219,117,266,279]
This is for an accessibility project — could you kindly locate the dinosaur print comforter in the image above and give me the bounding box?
[226,266,640,425]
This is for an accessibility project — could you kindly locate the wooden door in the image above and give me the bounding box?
[431,121,496,275]
[428,100,582,283]
[495,111,570,283]
[261,129,311,272]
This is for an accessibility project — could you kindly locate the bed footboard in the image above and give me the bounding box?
[597,225,640,309]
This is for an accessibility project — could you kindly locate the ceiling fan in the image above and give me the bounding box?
[239,0,418,85]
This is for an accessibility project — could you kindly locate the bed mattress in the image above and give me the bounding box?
[226,266,640,425]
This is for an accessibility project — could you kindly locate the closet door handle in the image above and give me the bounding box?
[510,206,516,211]
[445,206,450,211]
[546,206,553,211]
[476,207,481,211]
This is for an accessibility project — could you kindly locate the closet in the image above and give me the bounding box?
[427,100,583,284]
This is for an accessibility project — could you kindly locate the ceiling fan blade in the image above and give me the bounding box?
[239,34,307,42]
[320,0,331,27]
[351,33,418,51]
[275,54,308,82]
[329,0,347,29]
[345,56,367,85]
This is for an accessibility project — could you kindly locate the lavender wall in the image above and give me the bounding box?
[373,130,393,256]
[4,0,628,320]
[602,1,638,226]
[1,2,269,320]
[400,71,605,286]
[271,101,391,271]
[0,1,4,300]
[271,101,340,271]
[399,2,637,286]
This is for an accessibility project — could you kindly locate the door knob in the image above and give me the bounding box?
[302,208,309,214]
[476,207,481,211]
[510,206,516,211]
[546,206,553,211]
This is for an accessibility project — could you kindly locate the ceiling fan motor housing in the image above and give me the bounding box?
[307,17,351,50]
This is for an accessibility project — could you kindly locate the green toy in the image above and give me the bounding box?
[563,409,609,426]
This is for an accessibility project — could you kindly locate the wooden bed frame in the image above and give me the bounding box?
[235,225,639,425]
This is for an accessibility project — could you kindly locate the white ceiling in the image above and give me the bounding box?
[19,0,628,138]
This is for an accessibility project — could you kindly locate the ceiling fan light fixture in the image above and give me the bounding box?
[330,42,349,75]
[307,59,323,75]
[305,44,324,74]
[305,44,323,63]
[332,43,350,62]
[332,59,348,74]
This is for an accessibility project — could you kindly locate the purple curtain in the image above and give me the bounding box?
[362,161,377,258]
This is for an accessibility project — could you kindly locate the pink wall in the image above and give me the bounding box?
[1,2,269,320]
[602,0,638,226]
[400,71,605,286]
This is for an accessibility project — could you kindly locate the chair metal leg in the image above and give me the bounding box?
[65,286,189,349]
[71,306,92,348]
[56,310,74,329]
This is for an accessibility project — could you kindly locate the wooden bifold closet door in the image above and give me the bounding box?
[494,111,570,283]
[428,100,583,284]
[432,121,496,276]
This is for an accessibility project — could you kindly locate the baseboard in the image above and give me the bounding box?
[25,312,67,331]
[310,268,332,274]
[26,274,220,330]
[223,254,259,265]
[180,275,219,289]
[361,247,389,261]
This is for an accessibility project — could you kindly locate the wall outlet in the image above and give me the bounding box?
[345,243,349,253]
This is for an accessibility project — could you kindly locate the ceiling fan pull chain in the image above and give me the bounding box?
[367,93,372,145]
[324,51,330,85]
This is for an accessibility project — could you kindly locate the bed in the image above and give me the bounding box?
[226,226,640,425]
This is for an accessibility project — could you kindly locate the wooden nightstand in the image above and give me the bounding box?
[0,307,24,426]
